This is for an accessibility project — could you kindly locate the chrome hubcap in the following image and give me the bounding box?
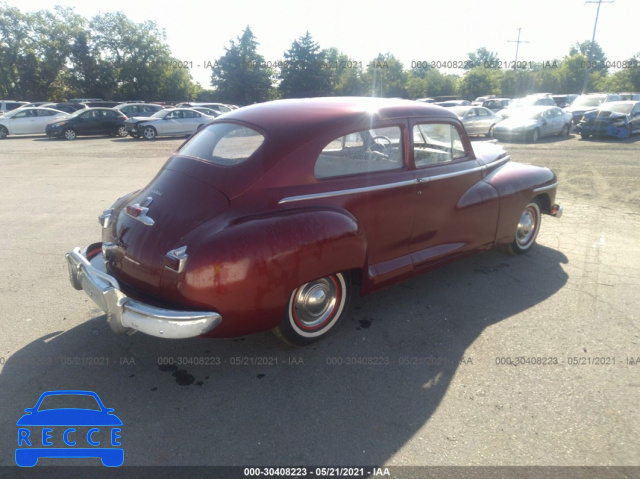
[516,207,537,246]
[292,277,338,329]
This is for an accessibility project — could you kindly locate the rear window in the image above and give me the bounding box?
[179,122,265,166]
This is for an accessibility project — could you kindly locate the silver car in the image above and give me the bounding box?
[492,106,573,143]
[0,107,68,138]
[449,106,502,137]
[124,108,216,139]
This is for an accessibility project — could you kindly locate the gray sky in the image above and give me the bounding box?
[6,0,638,86]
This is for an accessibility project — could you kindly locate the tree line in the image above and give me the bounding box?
[2,4,639,104]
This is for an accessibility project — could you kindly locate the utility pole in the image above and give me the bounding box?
[508,28,529,70]
[581,0,614,94]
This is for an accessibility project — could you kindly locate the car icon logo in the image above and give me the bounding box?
[16,390,123,467]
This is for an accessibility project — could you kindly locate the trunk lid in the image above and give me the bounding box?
[103,168,229,290]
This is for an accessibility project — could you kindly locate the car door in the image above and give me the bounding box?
[463,108,480,135]
[410,121,499,270]
[10,109,39,134]
[36,109,65,133]
[160,110,183,135]
[182,110,204,134]
[76,110,99,134]
[308,124,417,289]
[630,103,640,132]
[476,107,494,135]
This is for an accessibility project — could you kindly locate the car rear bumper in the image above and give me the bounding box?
[65,245,221,339]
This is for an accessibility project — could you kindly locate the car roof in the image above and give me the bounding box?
[219,97,457,138]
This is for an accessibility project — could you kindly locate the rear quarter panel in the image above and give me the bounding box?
[173,207,367,337]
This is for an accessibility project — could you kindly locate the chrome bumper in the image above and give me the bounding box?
[65,246,222,339]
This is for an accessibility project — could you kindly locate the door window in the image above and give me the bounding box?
[412,124,466,167]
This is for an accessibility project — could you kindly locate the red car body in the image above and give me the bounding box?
[66,97,562,345]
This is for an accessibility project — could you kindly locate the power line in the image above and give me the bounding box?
[507,28,530,70]
[581,0,615,94]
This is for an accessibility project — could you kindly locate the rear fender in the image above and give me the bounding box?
[178,207,367,337]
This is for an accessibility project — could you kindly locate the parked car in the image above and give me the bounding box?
[499,94,557,118]
[618,92,640,101]
[435,100,471,107]
[82,101,120,108]
[124,108,216,139]
[66,97,562,346]
[415,98,436,103]
[472,95,496,106]
[551,94,578,108]
[565,93,622,125]
[482,98,512,112]
[0,100,28,114]
[115,103,163,117]
[0,107,68,139]
[175,102,233,115]
[492,106,573,142]
[41,102,88,114]
[575,101,640,139]
[191,107,223,117]
[449,106,502,137]
[18,102,52,109]
[45,108,128,140]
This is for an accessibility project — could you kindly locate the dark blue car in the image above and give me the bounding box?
[576,101,640,139]
[16,390,123,467]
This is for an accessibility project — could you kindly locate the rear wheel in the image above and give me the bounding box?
[559,124,570,137]
[116,125,128,137]
[503,199,541,255]
[274,272,351,346]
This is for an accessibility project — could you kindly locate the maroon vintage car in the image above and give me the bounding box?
[66,97,562,345]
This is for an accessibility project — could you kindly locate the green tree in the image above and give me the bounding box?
[322,47,366,96]
[279,32,331,98]
[363,53,407,97]
[210,26,274,105]
[458,68,497,100]
[466,47,501,69]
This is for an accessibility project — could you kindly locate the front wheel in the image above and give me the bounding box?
[0,126,8,139]
[528,128,540,143]
[274,272,351,346]
[63,128,77,140]
[503,199,541,255]
[142,126,157,140]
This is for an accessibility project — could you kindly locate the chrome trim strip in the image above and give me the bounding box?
[533,182,558,193]
[279,179,416,205]
[279,157,511,205]
[66,246,221,339]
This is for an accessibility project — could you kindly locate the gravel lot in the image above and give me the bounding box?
[0,132,639,475]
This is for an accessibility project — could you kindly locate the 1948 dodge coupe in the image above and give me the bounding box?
[66,97,562,345]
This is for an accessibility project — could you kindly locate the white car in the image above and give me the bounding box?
[124,108,216,139]
[0,107,69,138]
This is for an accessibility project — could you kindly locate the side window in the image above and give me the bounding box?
[13,110,31,118]
[37,109,55,117]
[314,126,404,179]
[184,110,200,118]
[413,123,466,167]
[478,108,489,117]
